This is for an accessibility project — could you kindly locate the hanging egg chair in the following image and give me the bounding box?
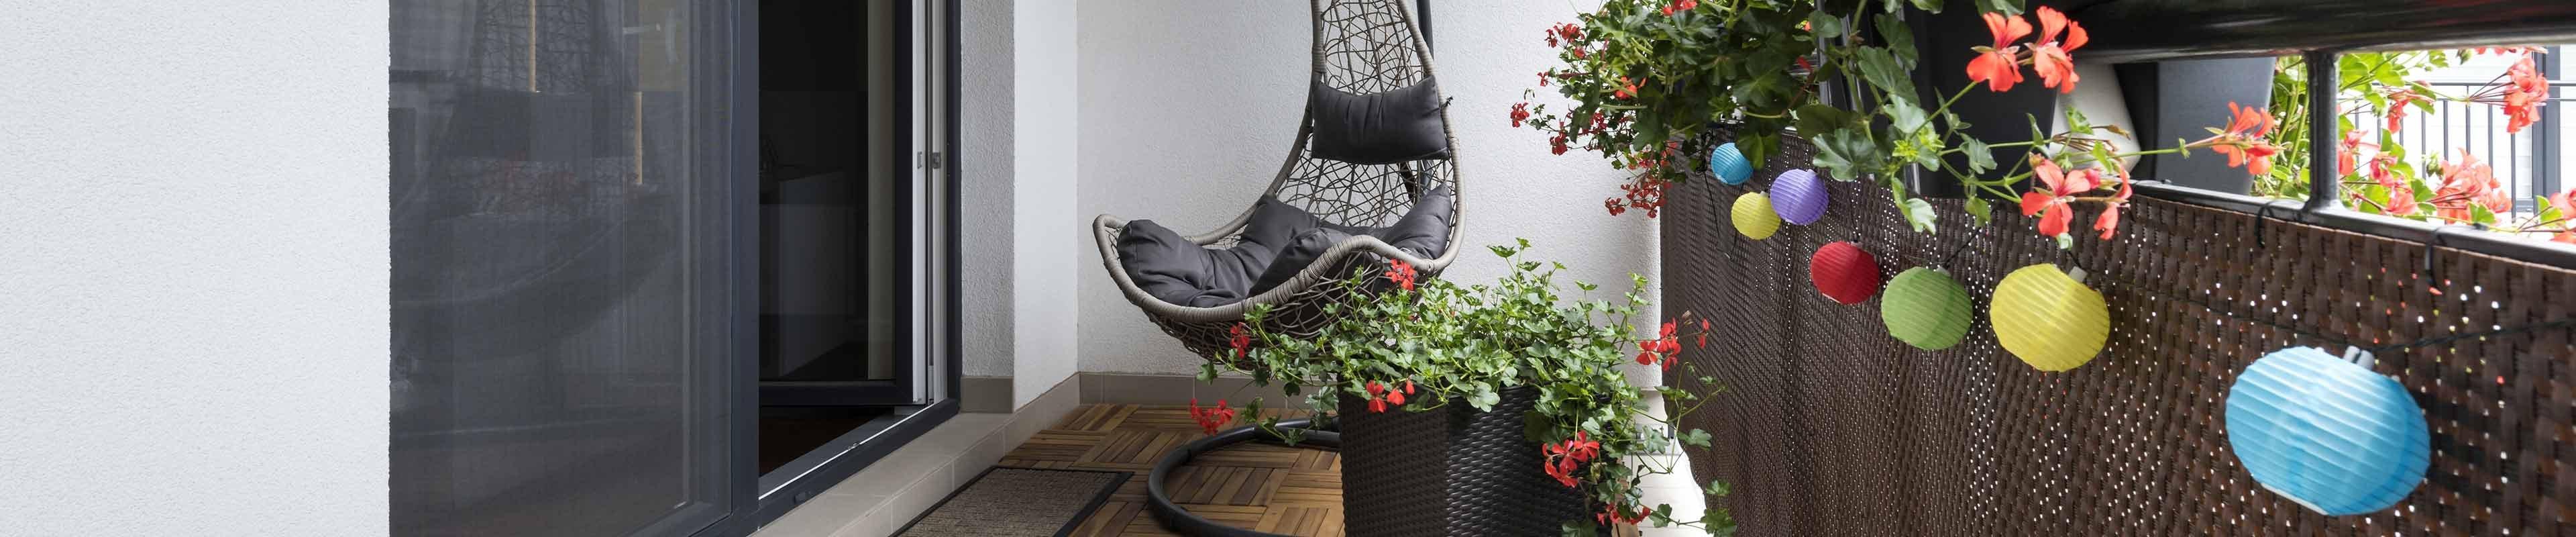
[1091,0,1460,364]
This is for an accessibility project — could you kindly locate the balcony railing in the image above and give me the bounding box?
[2073,0,2576,268]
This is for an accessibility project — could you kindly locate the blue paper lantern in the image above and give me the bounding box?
[1709,142,1754,185]
[2225,346,2430,516]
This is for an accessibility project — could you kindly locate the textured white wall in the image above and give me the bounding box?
[1075,1,1662,381]
[1012,0,1084,406]
[961,0,1017,383]
[0,2,390,534]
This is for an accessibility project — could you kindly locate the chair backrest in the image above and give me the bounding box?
[1267,0,1458,229]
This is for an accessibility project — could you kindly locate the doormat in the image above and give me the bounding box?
[895,467,1130,537]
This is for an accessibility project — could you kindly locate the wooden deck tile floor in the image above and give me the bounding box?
[998,404,1337,536]
[994,404,1648,537]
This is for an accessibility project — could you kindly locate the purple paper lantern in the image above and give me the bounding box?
[1771,168,1828,225]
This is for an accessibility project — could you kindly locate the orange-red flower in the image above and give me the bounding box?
[2019,156,2102,238]
[2337,129,2375,177]
[2504,56,2546,134]
[2030,6,2089,93]
[1385,260,1418,291]
[1612,76,1640,99]
[2430,150,2506,222]
[2206,102,2281,176]
[1966,11,2033,92]
[1188,398,1237,435]
[2385,89,2424,132]
[2092,172,2133,240]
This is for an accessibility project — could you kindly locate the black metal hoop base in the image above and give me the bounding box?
[1146,419,1341,536]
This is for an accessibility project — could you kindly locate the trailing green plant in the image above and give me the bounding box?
[1515,0,2298,245]
[1191,240,1735,535]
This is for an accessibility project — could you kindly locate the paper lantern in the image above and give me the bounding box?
[1709,142,1754,185]
[2226,346,2429,516]
[1880,267,1972,350]
[1808,242,1880,305]
[1770,168,1828,225]
[1731,193,1780,240]
[1989,264,2109,371]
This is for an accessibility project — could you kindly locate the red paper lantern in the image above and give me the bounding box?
[1809,242,1881,305]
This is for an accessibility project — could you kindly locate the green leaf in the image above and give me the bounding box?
[1738,133,1776,172]
[1851,47,1915,104]
[1680,428,1714,448]
[2471,201,2498,226]
[1966,195,1992,224]
[1806,11,1844,36]
[1902,197,1938,233]
[1706,480,1731,497]
[1874,15,1918,62]
[1887,101,1930,134]
[1961,137,1996,174]
[1812,128,1882,182]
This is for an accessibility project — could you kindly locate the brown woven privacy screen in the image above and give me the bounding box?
[1662,140,2576,535]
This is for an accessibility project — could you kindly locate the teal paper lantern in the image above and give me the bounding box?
[2226,346,2430,516]
[1709,142,1754,185]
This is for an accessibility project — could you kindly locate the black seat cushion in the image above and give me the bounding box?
[1120,187,1454,307]
[1307,78,1450,165]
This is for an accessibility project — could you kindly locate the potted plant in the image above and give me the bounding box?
[1192,240,1735,536]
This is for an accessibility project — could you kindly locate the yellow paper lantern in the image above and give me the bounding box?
[1990,264,2110,371]
[1732,193,1780,240]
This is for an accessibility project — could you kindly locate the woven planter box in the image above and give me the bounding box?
[1335,387,1592,536]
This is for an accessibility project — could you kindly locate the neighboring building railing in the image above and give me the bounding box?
[2366,50,2573,215]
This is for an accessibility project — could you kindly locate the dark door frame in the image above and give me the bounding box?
[698,0,965,534]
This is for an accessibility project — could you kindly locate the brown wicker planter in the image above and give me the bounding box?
[1335,387,1593,536]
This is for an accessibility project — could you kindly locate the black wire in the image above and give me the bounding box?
[1874,239,2573,354]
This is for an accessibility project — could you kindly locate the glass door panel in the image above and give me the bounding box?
[389,0,737,535]
[755,0,928,406]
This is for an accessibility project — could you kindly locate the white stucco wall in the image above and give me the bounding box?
[1011,0,1085,406]
[961,0,1017,383]
[1075,1,1662,381]
[0,2,390,535]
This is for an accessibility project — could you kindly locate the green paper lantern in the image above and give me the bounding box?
[1880,267,1972,350]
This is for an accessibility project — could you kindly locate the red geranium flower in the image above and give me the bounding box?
[1965,11,2033,92]
[2019,156,2098,237]
[1509,102,1531,128]
[2030,6,2088,93]
[1188,398,1236,436]
[1612,77,1640,99]
[1228,323,1250,359]
[2385,88,2424,132]
[2092,172,2133,240]
[1384,260,1418,291]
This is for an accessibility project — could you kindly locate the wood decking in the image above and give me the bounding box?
[1000,404,1342,536]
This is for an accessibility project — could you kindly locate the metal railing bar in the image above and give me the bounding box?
[2307,50,2341,211]
[2134,181,2576,268]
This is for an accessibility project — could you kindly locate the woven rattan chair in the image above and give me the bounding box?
[1091,0,1461,362]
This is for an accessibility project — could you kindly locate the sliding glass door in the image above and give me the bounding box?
[390,1,745,535]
